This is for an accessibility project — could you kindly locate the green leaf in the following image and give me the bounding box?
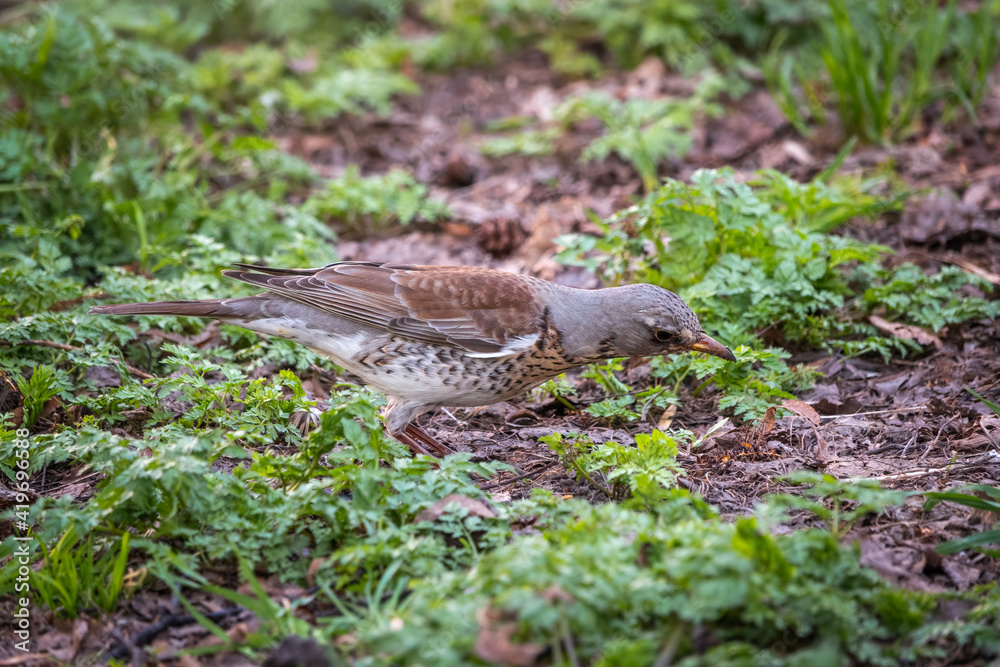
[936,530,1000,555]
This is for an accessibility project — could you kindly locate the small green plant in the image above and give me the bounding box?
[488,74,727,191]
[860,263,1000,334]
[330,489,973,665]
[32,530,137,617]
[576,350,808,423]
[823,0,950,143]
[113,346,319,442]
[282,69,420,122]
[761,471,907,537]
[652,345,818,419]
[766,0,1000,142]
[478,127,559,157]
[949,1,999,123]
[531,374,578,411]
[924,485,1000,557]
[168,557,316,657]
[580,359,632,395]
[584,395,641,423]
[409,0,821,75]
[319,559,412,634]
[304,165,449,230]
[578,359,644,423]
[15,365,64,428]
[543,430,683,504]
[558,82,723,191]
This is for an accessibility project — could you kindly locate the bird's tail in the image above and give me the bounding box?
[89,299,237,318]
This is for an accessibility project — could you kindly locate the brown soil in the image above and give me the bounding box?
[275,51,1000,594]
[7,51,1000,666]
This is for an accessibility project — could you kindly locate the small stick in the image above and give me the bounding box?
[479,466,554,491]
[855,457,997,483]
[820,406,927,420]
[919,415,958,461]
[12,339,155,380]
[105,607,244,661]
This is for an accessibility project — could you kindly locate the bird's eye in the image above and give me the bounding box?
[654,330,675,343]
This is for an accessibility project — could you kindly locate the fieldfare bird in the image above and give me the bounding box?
[90,262,736,456]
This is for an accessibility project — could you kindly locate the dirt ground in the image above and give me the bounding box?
[273,52,1000,594]
[8,52,1000,663]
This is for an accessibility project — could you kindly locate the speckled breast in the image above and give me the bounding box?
[352,327,591,408]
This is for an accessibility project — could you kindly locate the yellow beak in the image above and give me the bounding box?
[689,332,736,362]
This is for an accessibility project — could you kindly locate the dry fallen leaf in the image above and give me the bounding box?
[761,406,776,437]
[540,585,573,604]
[307,557,326,588]
[53,482,92,500]
[288,53,318,74]
[656,404,677,431]
[781,399,821,426]
[0,654,53,665]
[474,607,543,666]
[782,399,829,460]
[869,315,942,349]
[415,494,496,523]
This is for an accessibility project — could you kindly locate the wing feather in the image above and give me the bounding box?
[222,262,545,355]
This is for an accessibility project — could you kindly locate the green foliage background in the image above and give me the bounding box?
[2,0,999,663]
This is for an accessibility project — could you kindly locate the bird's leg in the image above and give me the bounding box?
[393,422,453,458]
[392,428,435,457]
[383,398,453,457]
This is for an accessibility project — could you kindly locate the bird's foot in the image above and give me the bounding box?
[393,422,454,458]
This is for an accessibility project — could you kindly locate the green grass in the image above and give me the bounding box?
[924,484,1000,558]
[30,529,135,617]
[765,0,1000,143]
[409,0,839,74]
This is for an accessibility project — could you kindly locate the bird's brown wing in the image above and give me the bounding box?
[224,262,545,354]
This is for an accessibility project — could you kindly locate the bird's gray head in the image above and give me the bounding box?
[562,283,736,362]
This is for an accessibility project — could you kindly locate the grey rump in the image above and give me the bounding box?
[89,261,736,456]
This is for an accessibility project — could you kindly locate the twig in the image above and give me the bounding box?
[820,406,927,420]
[899,432,919,458]
[105,607,243,661]
[982,417,1000,448]
[16,339,76,352]
[855,456,998,483]
[919,415,958,461]
[860,468,955,483]
[479,466,555,491]
[865,415,958,458]
[561,614,580,667]
[11,339,155,380]
[653,626,683,667]
[45,471,103,495]
[864,443,902,456]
